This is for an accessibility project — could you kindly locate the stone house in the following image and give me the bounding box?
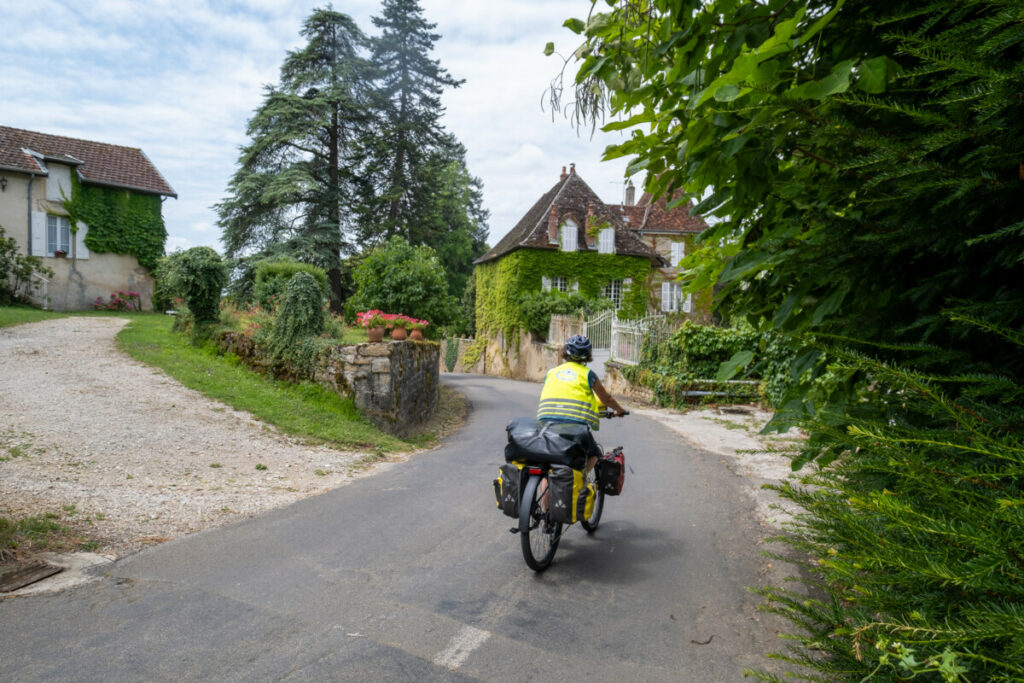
[473,164,710,342]
[0,125,176,310]
[619,184,711,318]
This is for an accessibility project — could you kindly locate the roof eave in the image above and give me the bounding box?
[80,177,177,198]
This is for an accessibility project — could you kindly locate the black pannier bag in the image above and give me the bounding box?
[547,465,577,524]
[493,463,524,518]
[504,418,592,470]
[599,447,625,496]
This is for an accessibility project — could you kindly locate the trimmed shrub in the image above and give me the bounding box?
[157,247,227,326]
[254,259,328,310]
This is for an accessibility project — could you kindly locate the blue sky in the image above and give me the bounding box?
[0,1,639,253]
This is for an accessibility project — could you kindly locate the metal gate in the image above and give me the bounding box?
[583,310,613,350]
[610,314,666,365]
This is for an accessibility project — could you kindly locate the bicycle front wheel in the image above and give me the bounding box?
[580,464,605,533]
[519,474,561,571]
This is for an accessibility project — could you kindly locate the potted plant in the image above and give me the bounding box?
[408,318,428,340]
[388,314,409,340]
[356,310,388,342]
[53,249,67,259]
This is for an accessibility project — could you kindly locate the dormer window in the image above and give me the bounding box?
[671,241,686,267]
[598,227,616,254]
[560,219,578,252]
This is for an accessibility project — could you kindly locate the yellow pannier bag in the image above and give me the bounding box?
[548,465,595,524]
[493,462,525,518]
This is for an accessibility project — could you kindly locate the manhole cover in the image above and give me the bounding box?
[0,561,64,593]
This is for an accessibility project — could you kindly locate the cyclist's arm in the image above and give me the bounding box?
[592,376,627,416]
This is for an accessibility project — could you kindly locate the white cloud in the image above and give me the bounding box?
[0,1,638,252]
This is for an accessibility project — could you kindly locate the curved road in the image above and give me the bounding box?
[0,374,787,681]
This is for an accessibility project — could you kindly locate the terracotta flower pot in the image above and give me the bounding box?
[409,329,423,340]
[367,327,384,343]
[391,326,408,341]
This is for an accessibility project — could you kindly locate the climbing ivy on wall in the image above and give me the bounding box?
[475,249,652,339]
[64,174,167,270]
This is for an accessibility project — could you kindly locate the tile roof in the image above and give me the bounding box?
[623,191,709,234]
[475,168,666,266]
[0,125,176,197]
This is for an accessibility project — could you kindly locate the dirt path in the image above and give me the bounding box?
[0,317,394,559]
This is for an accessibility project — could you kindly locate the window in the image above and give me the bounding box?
[47,215,71,256]
[560,219,578,252]
[661,281,692,313]
[542,276,576,293]
[670,241,686,267]
[598,227,616,254]
[602,280,623,308]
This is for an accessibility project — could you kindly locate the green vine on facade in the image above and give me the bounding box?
[64,174,167,270]
[475,250,652,339]
[460,336,488,370]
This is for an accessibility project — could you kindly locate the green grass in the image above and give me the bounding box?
[0,513,68,561]
[0,304,69,328]
[115,314,410,452]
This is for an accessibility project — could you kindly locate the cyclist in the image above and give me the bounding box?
[538,334,627,474]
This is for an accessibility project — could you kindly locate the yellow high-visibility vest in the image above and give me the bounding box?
[537,361,604,430]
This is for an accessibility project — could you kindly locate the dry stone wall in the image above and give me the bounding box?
[218,331,439,438]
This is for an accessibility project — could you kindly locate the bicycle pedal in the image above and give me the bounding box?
[509,527,520,534]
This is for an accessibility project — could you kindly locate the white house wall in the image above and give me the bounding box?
[43,252,154,311]
[0,169,154,311]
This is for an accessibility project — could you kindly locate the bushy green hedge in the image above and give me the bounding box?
[254,259,328,310]
[156,247,228,329]
[757,325,1024,682]
[518,290,613,337]
[623,322,795,406]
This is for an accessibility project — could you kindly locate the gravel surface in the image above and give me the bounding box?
[0,317,401,558]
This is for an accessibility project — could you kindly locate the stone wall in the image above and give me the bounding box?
[601,362,655,405]
[218,331,439,438]
[315,341,439,438]
[440,337,485,374]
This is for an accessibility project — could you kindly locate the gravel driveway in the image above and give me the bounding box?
[0,317,394,558]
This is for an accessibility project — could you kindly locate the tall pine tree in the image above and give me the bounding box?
[217,8,372,309]
[362,0,465,243]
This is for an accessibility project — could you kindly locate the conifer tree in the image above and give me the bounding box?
[362,0,465,242]
[217,8,372,309]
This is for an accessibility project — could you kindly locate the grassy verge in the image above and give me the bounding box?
[0,511,87,562]
[115,314,412,452]
[0,305,69,328]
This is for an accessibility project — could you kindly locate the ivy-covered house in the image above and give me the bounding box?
[621,185,712,319]
[0,125,176,310]
[473,165,710,344]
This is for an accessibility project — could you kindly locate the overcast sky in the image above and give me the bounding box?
[0,0,640,253]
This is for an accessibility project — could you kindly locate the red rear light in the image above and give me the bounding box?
[528,468,542,475]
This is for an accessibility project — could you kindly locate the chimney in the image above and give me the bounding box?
[569,162,575,175]
[625,180,635,206]
[548,206,558,242]
[560,165,567,180]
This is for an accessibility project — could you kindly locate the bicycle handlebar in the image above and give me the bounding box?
[601,408,630,419]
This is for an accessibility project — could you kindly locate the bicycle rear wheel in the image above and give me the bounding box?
[519,474,561,571]
[580,464,605,533]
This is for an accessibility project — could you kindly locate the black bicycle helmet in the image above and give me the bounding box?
[564,335,593,362]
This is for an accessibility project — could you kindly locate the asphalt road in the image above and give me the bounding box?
[0,374,787,682]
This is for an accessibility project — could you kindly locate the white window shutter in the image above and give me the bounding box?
[661,282,672,312]
[30,211,46,256]
[572,279,579,293]
[74,221,89,259]
[561,220,578,252]
[671,241,685,267]
[683,293,692,313]
[542,276,551,292]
